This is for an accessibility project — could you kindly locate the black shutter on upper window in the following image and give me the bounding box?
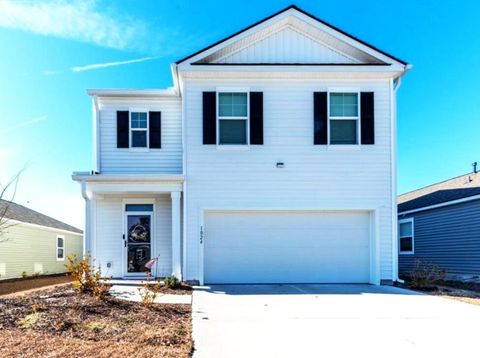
[249,92,263,145]
[313,92,328,145]
[360,92,375,145]
[203,92,216,144]
[116,110,129,148]
[149,111,161,148]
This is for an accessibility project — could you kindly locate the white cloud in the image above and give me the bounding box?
[72,56,159,72]
[0,0,145,50]
[0,116,46,134]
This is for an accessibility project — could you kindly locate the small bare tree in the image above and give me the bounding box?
[0,170,23,242]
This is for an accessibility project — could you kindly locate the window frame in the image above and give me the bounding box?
[56,235,65,261]
[327,90,361,147]
[129,109,149,151]
[398,218,415,255]
[216,89,250,147]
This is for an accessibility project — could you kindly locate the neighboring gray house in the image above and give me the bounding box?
[398,170,480,278]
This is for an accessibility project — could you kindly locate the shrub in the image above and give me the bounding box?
[21,271,28,279]
[164,275,180,289]
[409,259,447,289]
[139,272,161,308]
[65,254,110,299]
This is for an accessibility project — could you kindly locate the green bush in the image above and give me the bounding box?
[164,275,180,289]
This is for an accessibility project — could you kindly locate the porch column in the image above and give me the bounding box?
[171,191,182,279]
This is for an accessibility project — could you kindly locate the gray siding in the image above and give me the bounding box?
[399,199,480,276]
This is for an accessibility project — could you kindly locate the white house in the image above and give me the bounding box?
[73,5,410,285]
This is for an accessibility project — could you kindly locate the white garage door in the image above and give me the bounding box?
[204,210,371,284]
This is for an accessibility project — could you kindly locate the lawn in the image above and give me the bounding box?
[0,285,192,357]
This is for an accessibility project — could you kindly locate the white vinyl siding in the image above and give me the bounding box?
[210,27,356,64]
[98,97,182,174]
[183,77,393,282]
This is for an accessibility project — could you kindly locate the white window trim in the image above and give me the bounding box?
[216,89,250,148]
[399,218,414,255]
[129,109,149,152]
[56,234,65,261]
[327,90,361,147]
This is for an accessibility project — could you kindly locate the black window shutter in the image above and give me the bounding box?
[203,92,216,144]
[313,92,328,145]
[116,111,129,148]
[149,111,161,148]
[361,92,375,145]
[250,92,263,145]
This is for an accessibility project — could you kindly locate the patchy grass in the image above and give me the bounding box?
[0,286,192,357]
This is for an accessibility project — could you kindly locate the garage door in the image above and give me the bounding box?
[204,210,371,284]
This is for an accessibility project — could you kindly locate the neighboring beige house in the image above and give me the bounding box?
[0,200,83,280]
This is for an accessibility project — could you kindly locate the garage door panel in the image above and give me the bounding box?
[204,211,371,284]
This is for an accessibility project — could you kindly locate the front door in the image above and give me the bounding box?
[124,213,152,276]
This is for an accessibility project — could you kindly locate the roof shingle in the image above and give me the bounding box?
[0,200,83,234]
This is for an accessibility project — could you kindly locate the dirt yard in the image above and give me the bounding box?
[0,275,72,296]
[428,285,480,306]
[0,286,192,357]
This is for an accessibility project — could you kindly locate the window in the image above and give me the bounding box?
[125,204,154,212]
[130,112,148,148]
[399,219,414,254]
[218,92,248,145]
[56,235,65,261]
[329,92,359,145]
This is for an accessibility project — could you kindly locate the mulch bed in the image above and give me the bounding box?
[0,286,192,357]
[145,283,193,295]
[0,275,72,296]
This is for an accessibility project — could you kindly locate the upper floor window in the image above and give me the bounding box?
[399,219,414,254]
[329,93,359,145]
[56,235,65,261]
[130,112,148,148]
[218,92,248,145]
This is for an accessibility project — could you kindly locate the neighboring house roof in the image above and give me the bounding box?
[176,4,408,66]
[398,171,480,204]
[0,200,83,234]
[398,187,480,214]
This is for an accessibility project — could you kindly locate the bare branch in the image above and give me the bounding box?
[0,167,26,242]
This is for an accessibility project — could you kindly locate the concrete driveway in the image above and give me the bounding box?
[192,284,480,357]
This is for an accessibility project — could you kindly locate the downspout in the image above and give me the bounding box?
[390,63,412,285]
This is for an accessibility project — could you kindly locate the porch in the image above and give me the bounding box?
[72,173,183,280]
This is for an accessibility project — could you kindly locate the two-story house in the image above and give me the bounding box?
[73,5,410,285]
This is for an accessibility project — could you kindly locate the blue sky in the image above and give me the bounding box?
[0,0,479,228]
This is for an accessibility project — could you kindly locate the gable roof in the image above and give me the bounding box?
[398,187,480,213]
[0,200,83,235]
[176,5,407,66]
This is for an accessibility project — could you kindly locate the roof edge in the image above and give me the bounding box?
[87,88,179,98]
[175,4,408,66]
[398,193,480,216]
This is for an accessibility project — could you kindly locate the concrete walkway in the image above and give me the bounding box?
[192,284,480,358]
[110,284,191,304]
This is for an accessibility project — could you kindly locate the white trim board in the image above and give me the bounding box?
[398,194,480,216]
[3,218,83,236]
